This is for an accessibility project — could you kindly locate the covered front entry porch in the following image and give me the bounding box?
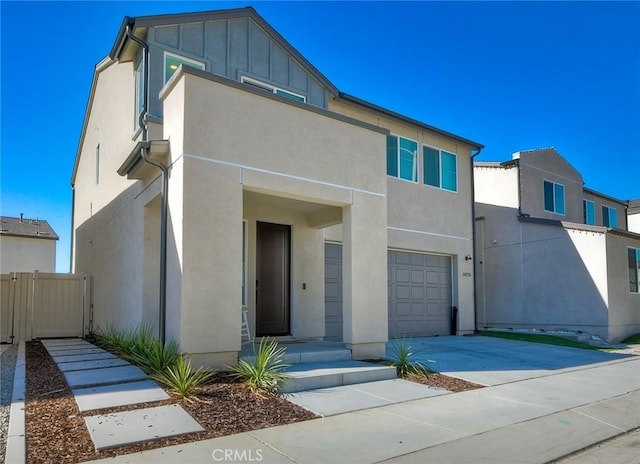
[241,180,388,361]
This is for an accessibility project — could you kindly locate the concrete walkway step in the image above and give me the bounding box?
[64,364,148,388]
[286,378,449,416]
[84,404,204,451]
[73,379,170,412]
[281,360,397,393]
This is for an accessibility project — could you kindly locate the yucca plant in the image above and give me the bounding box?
[228,338,290,395]
[151,355,216,400]
[125,339,180,375]
[388,339,433,378]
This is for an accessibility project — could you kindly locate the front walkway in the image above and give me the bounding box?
[84,336,640,463]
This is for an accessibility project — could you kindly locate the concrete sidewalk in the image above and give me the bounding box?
[84,350,640,464]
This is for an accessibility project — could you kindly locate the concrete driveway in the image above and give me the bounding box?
[386,335,634,386]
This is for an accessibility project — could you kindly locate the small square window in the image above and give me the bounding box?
[543,180,565,215]
[386,135,417,182]
[583,200,595,225]
[423,146,457,192]
[603,205,618,228]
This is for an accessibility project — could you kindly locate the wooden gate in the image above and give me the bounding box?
[0,272,90,343]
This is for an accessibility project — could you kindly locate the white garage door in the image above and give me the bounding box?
[388,250,452,338]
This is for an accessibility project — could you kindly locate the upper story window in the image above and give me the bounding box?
[629,247,640,293]
[424,146,457,192]
[164,52,205,84]
[583,200,595,225]
[134,59,144,128]
[543,180,565,215]
[386,135,418,182]
[602,205,618,228]
[240,76,306,103]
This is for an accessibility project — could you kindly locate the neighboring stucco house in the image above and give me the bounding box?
[474,148,639,342]
[629,200,640,234]
[0,215,58,273]
[71,7,482,367]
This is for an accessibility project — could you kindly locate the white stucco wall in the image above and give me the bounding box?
[0,236,56,273]
[628,211,640,234]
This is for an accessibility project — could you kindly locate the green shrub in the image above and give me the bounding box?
[388,339,433,378]
[228,338,290,395]
[151,355,216,400]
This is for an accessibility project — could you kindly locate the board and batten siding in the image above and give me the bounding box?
[145,18,329,119]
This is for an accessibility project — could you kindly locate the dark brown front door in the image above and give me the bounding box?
[256,222,290,336]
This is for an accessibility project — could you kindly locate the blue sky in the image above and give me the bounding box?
[1,1,639,272]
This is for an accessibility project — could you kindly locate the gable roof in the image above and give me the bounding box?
[72,6,483,185]
[109,6,339,96]
[0,216,59,240]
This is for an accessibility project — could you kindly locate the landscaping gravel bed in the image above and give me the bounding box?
[0,344,18,463]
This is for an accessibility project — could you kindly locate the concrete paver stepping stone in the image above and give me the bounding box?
[46,344,96,353]
[73,380,170,412]
[41,338,88,346]
[286,379,449,416]
[49,347,106,357]
[84,404,204,450]
[58,358,130,372]
[65,365,147,388]
[53,352,117,363]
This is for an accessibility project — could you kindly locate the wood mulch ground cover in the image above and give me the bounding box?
[25,341,483,463]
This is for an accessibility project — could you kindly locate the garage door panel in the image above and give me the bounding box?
[395,302,412,316]
[411,302,426,316]
[396,268,410,283]
[410,286,425,300]
[389,251,452,338]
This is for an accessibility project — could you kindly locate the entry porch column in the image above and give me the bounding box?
[342,191,388,359]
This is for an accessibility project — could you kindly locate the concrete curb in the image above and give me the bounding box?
[4,341,25,464]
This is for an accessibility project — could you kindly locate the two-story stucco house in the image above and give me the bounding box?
[474,148,640,342]
[0,215,58,273]
[71,7,482,367]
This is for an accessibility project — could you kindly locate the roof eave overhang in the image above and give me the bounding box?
[118,140,170,180]
[338,92,484,150]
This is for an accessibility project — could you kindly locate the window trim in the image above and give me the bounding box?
[164,51,205,84]
[240,76,307,103]
[583,199,595,225]
[602,205,618,228]
[423,144,458,193]
[543,179,565,216]
[628,247,640,294]
[387,134,419,183]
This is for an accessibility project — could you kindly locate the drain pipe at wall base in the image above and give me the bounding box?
[470,147,483,334]
[126,24,169,345]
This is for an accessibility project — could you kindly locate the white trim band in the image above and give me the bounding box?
[181,153,386,198]
[388,226,471,241]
